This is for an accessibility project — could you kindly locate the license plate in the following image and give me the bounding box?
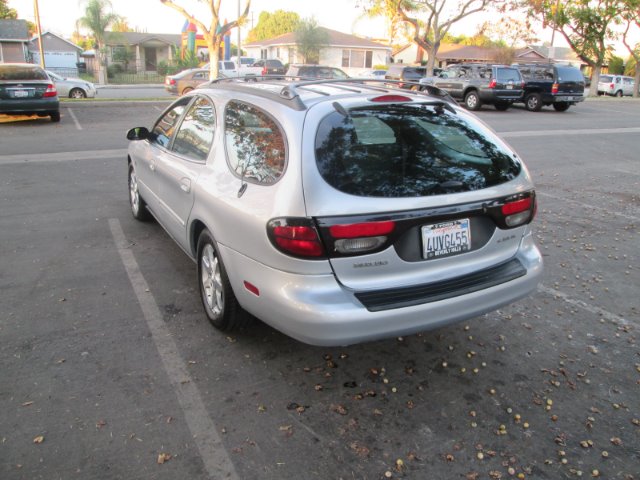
[422,219,471,260]
[13,90,29,98]
[506,85,513,89]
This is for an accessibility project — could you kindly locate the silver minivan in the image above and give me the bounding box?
[597,74,636,96]
[125,78,543,346]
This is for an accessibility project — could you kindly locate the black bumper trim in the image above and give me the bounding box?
[354,258,527,312]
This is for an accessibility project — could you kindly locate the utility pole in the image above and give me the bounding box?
[33,0,45,68]
[236,0,241,76]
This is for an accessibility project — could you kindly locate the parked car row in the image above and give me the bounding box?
[126,77,542,346]
[387,62,586,112]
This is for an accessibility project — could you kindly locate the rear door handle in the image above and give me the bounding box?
[180,178,191,193]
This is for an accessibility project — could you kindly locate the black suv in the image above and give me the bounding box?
[385,64,427,89]
[419,63,524,111]
[252,59,286,77]
[517,64,585,112]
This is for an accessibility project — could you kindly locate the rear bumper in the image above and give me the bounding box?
[219,233,543,346]
[0,97,59,114]
[551,94,584,103]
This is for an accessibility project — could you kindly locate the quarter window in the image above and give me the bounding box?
[224,101,287,185]
[172,97,216,162]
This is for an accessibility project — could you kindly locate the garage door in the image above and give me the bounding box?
[31,51,78,69]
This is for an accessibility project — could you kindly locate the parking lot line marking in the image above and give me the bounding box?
[499,127,640,138]
[109,218,239,480]
[67,108,82,130]
[538,192,640,222]
[538,285,630,326]
[0,149,127,165]
[154,106,163,111]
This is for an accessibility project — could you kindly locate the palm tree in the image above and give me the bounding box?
[78,0,120,84]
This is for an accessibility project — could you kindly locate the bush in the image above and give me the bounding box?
[157,61,169,76]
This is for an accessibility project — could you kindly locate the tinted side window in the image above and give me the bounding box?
[151,97,191,148]
[224,101,287,185]
[172,97,216,162]
[496,68,521,82]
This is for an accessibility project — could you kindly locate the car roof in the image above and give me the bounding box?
[196,78,456,112]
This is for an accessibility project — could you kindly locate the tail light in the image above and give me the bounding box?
[551,83,559,94]
[329,220,395,254]
[488,79,497,88]
[170,79,176,85]
[262,66,267,75]
[267,218,325,258]
[609,83,614,90]
[495,192,536,228]
[43,84,57,97]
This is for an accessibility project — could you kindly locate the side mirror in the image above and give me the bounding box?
[126,126,150,141]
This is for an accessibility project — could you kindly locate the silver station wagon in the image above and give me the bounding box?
[126,78,543,346]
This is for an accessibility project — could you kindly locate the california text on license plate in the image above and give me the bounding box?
[422,219,471,259]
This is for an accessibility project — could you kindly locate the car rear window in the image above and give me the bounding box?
[496,68,521,82]
[556,67,584,82]
[315,105,521,198]
[599,75,613,83]
[0,65,48,81]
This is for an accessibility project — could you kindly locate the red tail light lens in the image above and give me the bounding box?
[262,67,267,75]
[329,221,395,238]
[500,195,535,228]
[370,95,412,103]
[43,84,57,97]
[267,218,325,258]
[609,83,614,89]
[329,221,395,254]
[552,83,559,94]
[488,79,497,88]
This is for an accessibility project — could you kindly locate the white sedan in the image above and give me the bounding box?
[46,71,97,98]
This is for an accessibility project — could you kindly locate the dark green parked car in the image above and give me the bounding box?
[0,63,60,122]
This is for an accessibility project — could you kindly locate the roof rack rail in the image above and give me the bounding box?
[200,76,456,111]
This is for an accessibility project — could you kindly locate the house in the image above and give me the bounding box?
[517,45,585,69]
[28,31,83,75]
[243,27,391,76]
[393,43,498,67]
[105,31,181,73]
[0,19,30,63]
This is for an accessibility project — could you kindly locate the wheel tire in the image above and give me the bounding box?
[464,91,481,111]
[181,87,193,95]
[50,111,61,122]
[69,88,86,99]
[524,93,543,112]
[128,164,152,221]
[197,229,250,331]
[494,102,510,111]
[553,102,570,112]
[615,90,623,97]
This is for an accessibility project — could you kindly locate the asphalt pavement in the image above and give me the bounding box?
[0,97,638,480]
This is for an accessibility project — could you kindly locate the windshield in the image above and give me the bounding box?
[315,105,521,198]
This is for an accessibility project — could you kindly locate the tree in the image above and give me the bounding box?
[294,18,329,64]
[357,0,416,48]
[607,54,624,73]
[0,0,17,19]
[78,0,120,84]
[112,46,135,71]
[528,0,627,97]
[111,16,133,32]
[247,10,301,43]
[159,0,251,80]
[385,0,495,76]
[480,16,539,48]
[621,0,640,96]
